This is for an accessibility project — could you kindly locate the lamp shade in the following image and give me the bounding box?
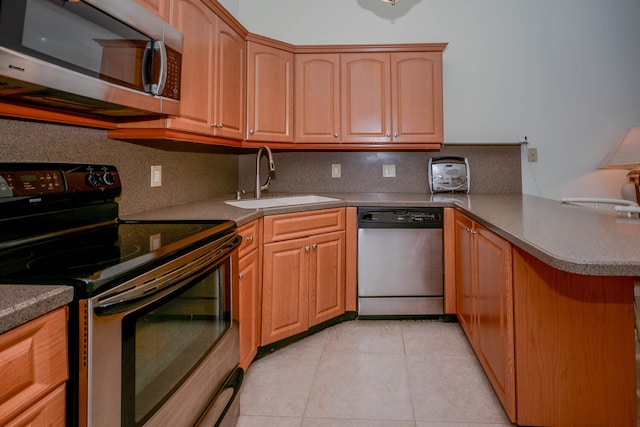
[598,127,640,169]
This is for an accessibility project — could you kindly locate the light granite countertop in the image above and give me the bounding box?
[0,285,74,334]
[125,192,640,277]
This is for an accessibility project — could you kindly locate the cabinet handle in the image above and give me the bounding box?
[246,236,254,242]
[305,246,310,252]
[312,243,318,250]
[211,123,217,128]
[239,272,244,280]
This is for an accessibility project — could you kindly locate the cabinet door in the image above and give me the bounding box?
[474,225,515,421]
[309,231,345,326]
[262,238,309,345]
[454,211,475,337]
[168,0,217,134]
[135,0,170,19]
[246,42,294,142]
[213,19,245,140]
[294,54,341,143]
[238,248,260,369]
[341,53,391,143]
[391,52,443,143]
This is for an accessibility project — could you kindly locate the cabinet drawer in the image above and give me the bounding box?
[238,220,261,258]
[263,208,345,243]
[0,307,68,426]
[5,384,65,427]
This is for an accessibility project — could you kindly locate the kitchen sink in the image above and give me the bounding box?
[224,195,341,209]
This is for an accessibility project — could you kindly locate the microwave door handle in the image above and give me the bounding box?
[151,40,167,96]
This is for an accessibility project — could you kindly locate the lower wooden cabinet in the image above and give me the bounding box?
[0,307,68,427]
[454,211,515,421]
[236,220,262,370]
[261,209,346,346]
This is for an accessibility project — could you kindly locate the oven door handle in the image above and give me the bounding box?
[94,233,241,316]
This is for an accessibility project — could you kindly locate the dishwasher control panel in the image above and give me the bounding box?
[358,207,443,229]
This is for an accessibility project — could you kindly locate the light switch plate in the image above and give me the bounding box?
[331,163,341,178]
[382,164,396,177]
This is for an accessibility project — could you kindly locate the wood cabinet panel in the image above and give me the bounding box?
[309,231,345,326]
[512,247,635,427]
[168,0,217,134]
[345,207,358,312]
[294,53,341,143]
[237,219,260,259]
[391,52,443,143]
[474,226,514,420]
[135,0,170,19]
[262,238,309,345]
[238,246,261,369]
[454,211,474,336]
[453,211,515,421]
[341,53,391,143]
[246,42,294,142]
[263,208,345,243]
[4,384,65,427]
[213,19,246,140]
[0,307,68,426]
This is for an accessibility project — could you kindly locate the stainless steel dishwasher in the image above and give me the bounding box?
[357,207,443,317]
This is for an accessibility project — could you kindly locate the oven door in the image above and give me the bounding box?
[80,233,241,427]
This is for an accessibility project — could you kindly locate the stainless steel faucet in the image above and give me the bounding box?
[255,145,275,198]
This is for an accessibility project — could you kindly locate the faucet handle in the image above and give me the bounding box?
[235,190,245,200]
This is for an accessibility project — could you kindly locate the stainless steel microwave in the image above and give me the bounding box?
[0,0,182,117]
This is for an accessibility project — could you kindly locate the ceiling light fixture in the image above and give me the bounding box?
[381,0,399,5]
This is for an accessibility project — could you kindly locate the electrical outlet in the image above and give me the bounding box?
[527,147,538,162]
[149,233,162,250]
[331,163,341,178]
[382,164,396,177]
[151,165,162,187]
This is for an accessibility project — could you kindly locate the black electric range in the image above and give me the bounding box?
[0,162,237,296]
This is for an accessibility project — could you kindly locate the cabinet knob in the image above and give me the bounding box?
[394,132,398,137]
[305,246,310,252]
[239,272,244,280]
[334,133,339,138]
[249,129,255,135]
[386,132,391,138]
[312,243,318,250]
[246,236,254,242]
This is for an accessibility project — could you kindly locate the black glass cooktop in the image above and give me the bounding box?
[0,220,234,297]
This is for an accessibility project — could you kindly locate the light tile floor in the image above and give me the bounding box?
[237,319,513,426]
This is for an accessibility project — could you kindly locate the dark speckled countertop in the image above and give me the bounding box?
[125,192,640,277]
[0,285,73,334]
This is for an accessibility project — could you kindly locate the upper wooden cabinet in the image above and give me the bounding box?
[341,51,443,145]
[110,0,246,143]
[246,40,294,143]
[294,47,445,148]
[294,53,341,143]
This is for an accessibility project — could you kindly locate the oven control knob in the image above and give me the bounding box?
[86,173,101,187]
[102,172,116,186]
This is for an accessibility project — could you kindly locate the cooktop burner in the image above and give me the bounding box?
[0,220,233,296]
